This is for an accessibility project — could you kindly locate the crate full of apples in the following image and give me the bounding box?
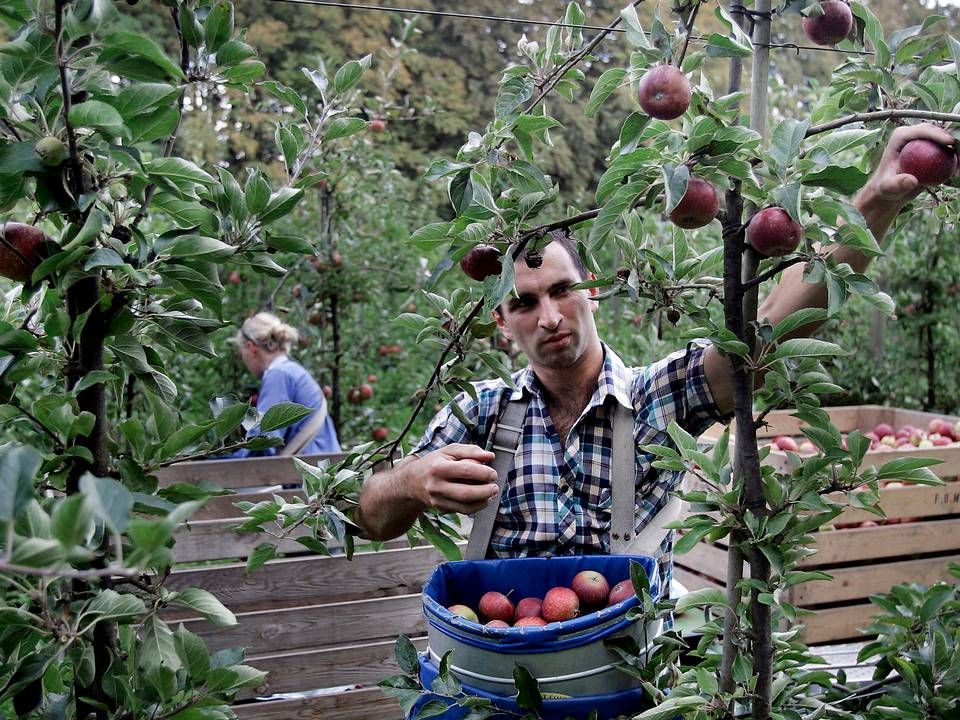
[420,554,663,697]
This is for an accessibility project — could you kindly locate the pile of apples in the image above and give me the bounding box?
[768,417,960,455]
[445,570,635,628]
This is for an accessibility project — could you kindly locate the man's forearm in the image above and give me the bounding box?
[355,457,425,541]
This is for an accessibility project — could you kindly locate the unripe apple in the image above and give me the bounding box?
[668,178,720,229]
[637,64,691,120]
[746,207,803,257]
[0,222,48,283]
[798,441,817,454]
[802,1,854,46]
[447,604,478,623]
[460,244,502,281]
[485,619,510,628]
[570,570,610,609]
[917,439,934,449]
[478,591,515,623]
[368,119,387,132]
[898,139,957,186]
[513,597,543,622]
[35,136,67,167]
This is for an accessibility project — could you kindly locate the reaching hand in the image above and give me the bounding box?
[407,443,500,515]
[864,123,958,207]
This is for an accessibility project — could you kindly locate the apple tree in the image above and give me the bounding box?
[236,1,959,718]
[0,0,380,716]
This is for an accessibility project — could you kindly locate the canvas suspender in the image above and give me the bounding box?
[463,397,529,560]
[464,398,683,560]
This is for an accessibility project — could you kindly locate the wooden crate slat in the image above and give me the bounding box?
[193,490,300,521]
[167,545,454,611]
[790,554,960,606]
[831,483,960,524]
[674,542,731,583]
[673,567,723,593]
[799,518,960,566]
[233,686,403,720]
[179,594,425,654]
[797,603,880,645]
[172,518,313,563]
[239,637,428,699]
[157,453,345,490]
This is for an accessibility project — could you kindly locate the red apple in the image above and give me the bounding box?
[514,597,543,622]
[322,385,332,398]
[570,570,610,609]
[802,0,854,46]
[746,207,803,257]
[607,580,635,606]
[371,426,389,441]
[447,604,478,623]
[347,388,362,404]
[858,520,879,528]
[542,587,579,622]
[932,436,952,446]
[514,616,547,627]
[873,423,894,439]
[228,270,242,285]
[667,178,719,229]
[359,383,374,400]
[637,64,691,120]
[367,373,378,383]
[479,591,515,623]
[0,222,48,283]
[773,436,799,452]
[798,441,817,454]
[485,619,510,628]
[460,244,502,281]
[898,139,958,186]
[368,119,387,132]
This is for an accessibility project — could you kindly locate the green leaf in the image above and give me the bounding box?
[112,83,180,119]
[620,4,650,48]
[333,56,370,94]
[766,338,845,363]
[416,518,462,561]
[174,626,210,681]
[147,157,215,188]
[0,444,42,522]
[674,588,729,616]
[83,588,146,624]
[204,1,234,52]
[170,588,237,626]
[323,117,367,142]
[244,171,271,215]
[513,664,542,711]
[802,165,870,194]
[772,308,829,340]
[673,525,713,555]
[495,75,534,120]
[259,187,303,223]
[259,402,312,432]
[161,424,210,457]
[68,100,125,138]
[127,106,179,143]
[589,178,644,249]
[245,542,277,573]
[140,616,182,673]
[704,32,753,57]
[51,495,91,547]
[215,40,256,66]
[394,635,419,675]
[164,235,235,261]
[265,234,313,254]
[79,473,134,533]
[769,118,808,173]
[633,695,707,720]
[100,32,186,81]
[585,68,626,117]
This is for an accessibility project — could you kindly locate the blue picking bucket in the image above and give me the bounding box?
[421,555,662,698]
[411,651,652,720]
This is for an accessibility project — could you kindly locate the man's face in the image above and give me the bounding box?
[494,241,600,371]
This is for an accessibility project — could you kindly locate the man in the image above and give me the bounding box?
[355,123,956,588]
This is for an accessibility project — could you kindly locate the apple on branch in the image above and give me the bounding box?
[0,222,49,283]
[898,139,958,186]
[637,64,691,121]
[460,244,502,281]
[668,177,720,229]
[746,207,803,257]
[801,0,854,47]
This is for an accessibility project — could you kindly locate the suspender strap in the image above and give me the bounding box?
[610,404,636,554]
[280,406,329,456]
[464,396,529,560]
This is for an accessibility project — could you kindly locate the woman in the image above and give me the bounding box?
[232,312,340,456]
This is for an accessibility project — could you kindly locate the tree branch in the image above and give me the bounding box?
[740,255,806,292]
[806,109,960,138]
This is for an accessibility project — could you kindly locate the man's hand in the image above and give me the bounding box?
[408,444,500,515]
[855,123,958,219]
[355,443,499,541]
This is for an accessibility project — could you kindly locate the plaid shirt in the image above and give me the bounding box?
[412,343,726,593]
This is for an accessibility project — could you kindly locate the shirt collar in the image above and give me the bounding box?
[509,344,633,410]
[266,354,288,371]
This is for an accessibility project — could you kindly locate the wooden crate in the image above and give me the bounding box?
[156,454,451,720]
[675,405,960,644]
